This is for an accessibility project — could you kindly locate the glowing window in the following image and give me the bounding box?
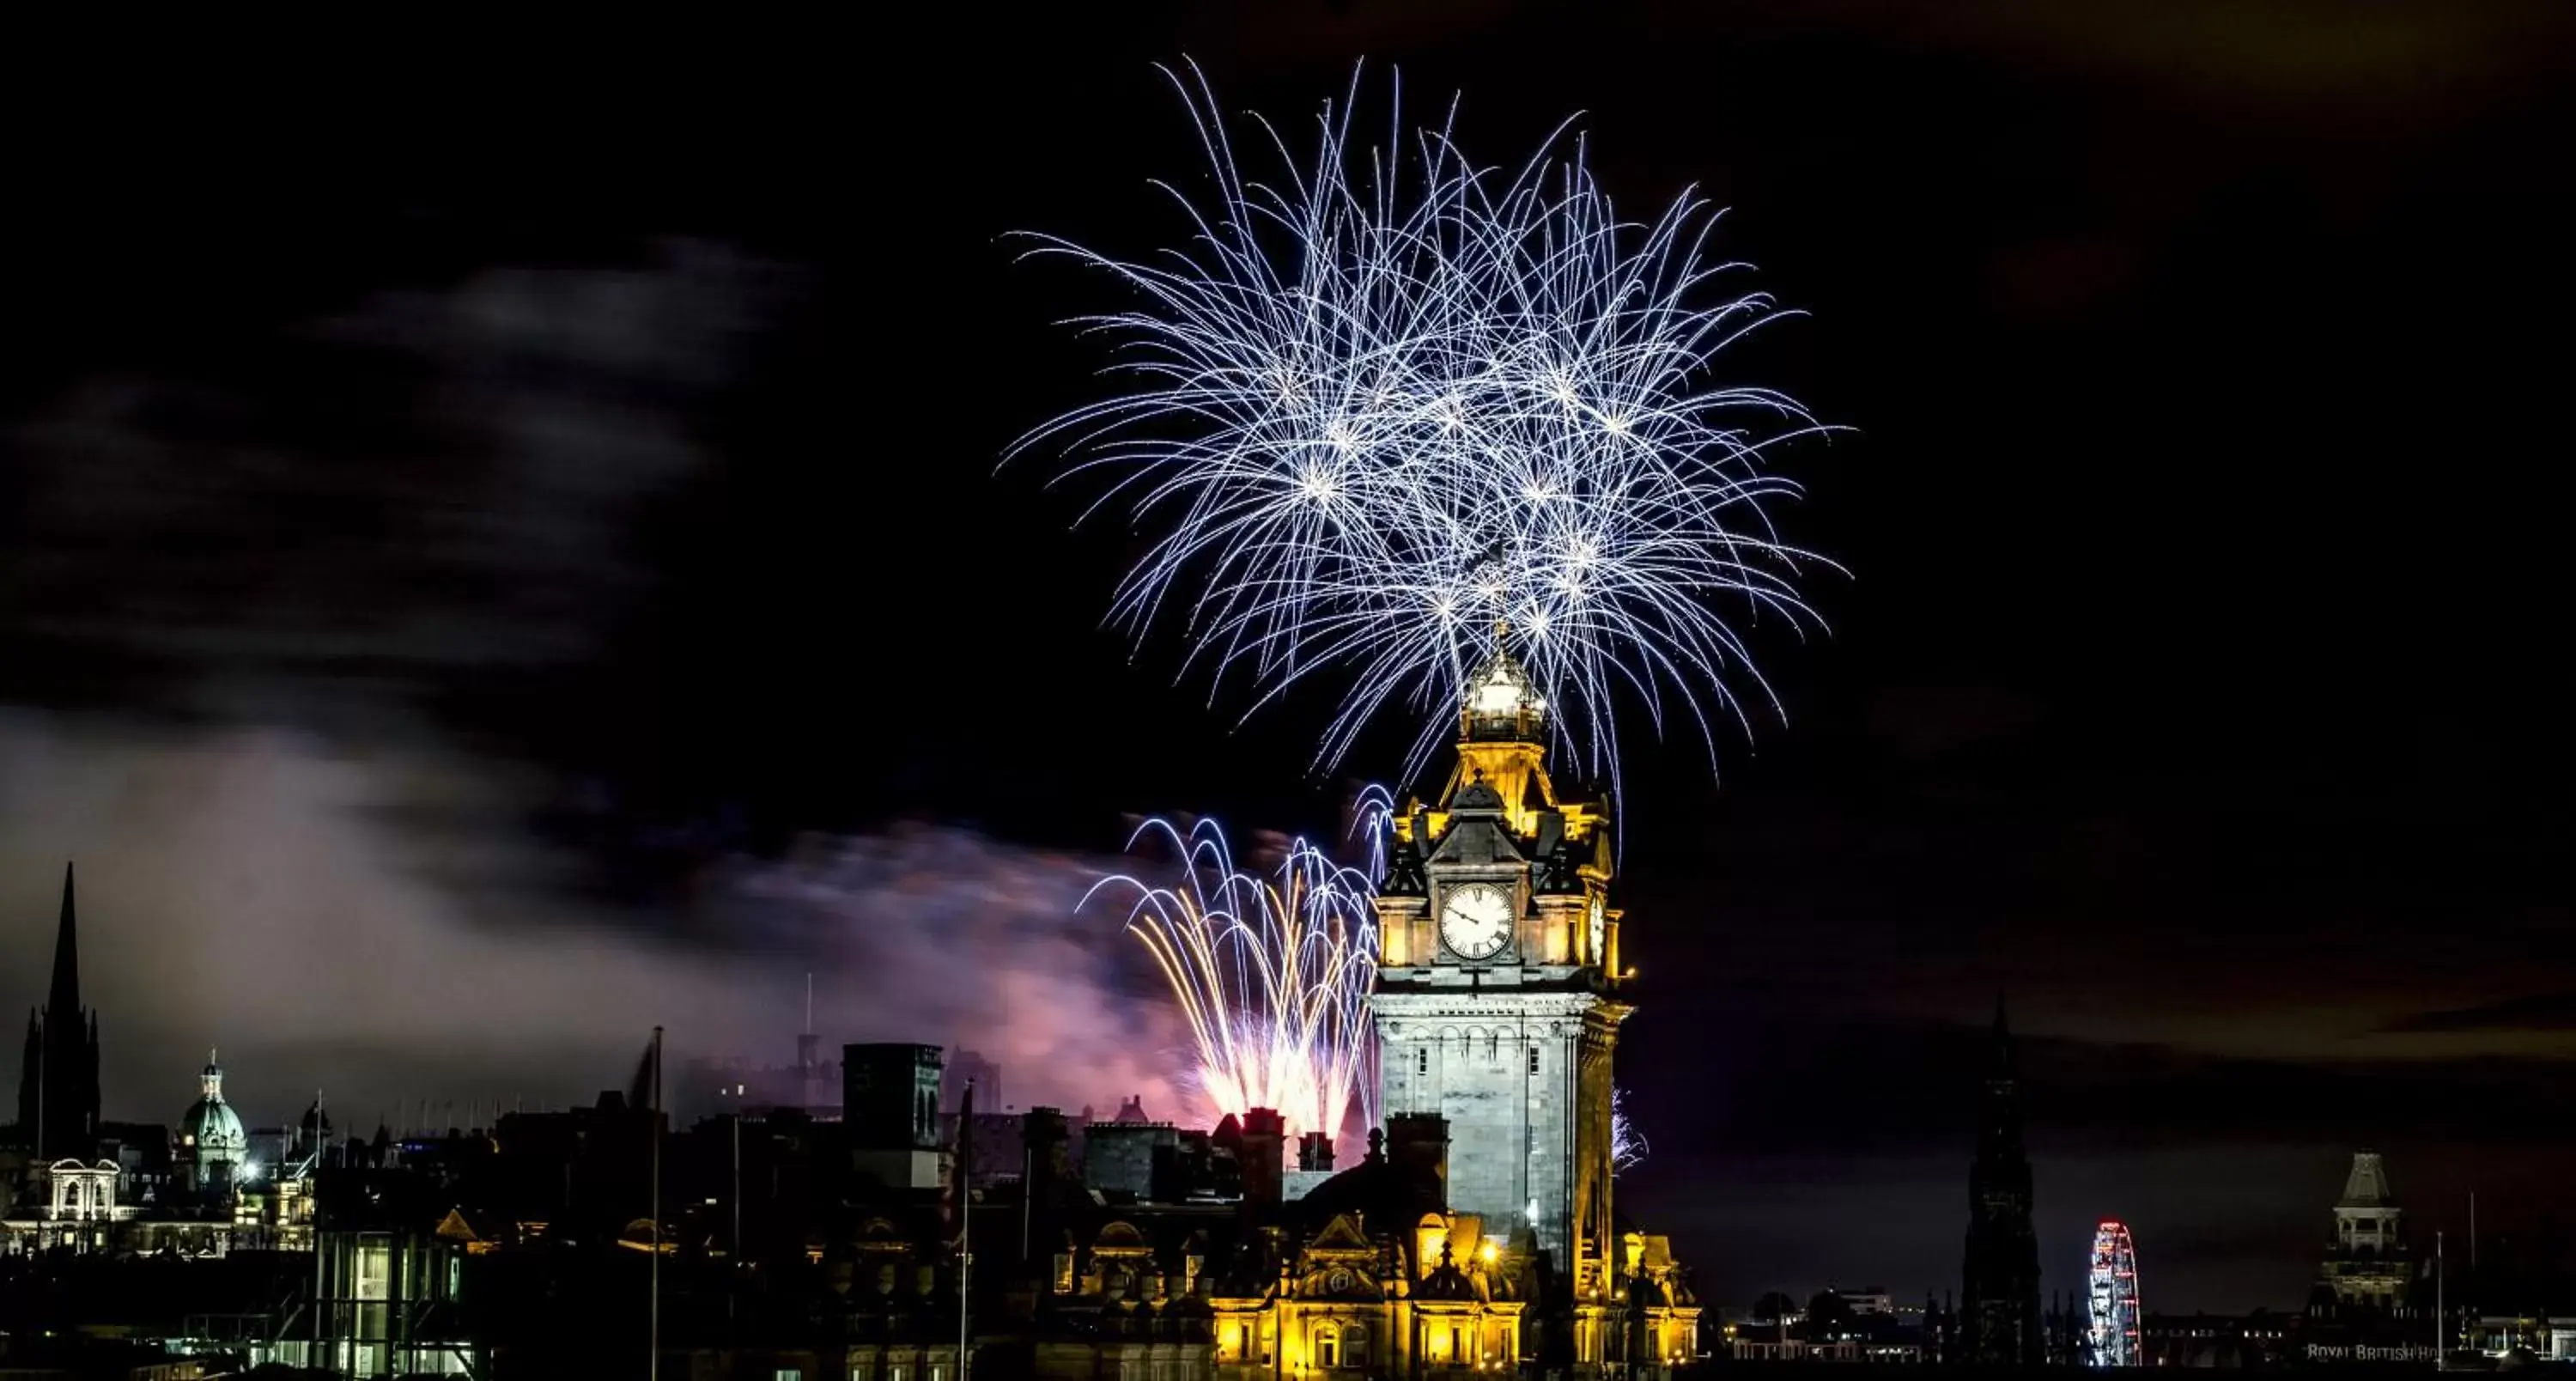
[1316,1327,1339,1367]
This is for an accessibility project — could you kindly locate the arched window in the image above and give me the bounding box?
[1315,1323,1340,1368]
[1342,1324,1370,1368]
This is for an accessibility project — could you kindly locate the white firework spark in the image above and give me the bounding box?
[1612,1085,1649,1174]
[1085,809,1382,1146]
[1013,61,1836,783]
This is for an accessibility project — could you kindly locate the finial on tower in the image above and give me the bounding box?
[1461,625,1546,741]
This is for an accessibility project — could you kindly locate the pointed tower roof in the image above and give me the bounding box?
[2338,1150,2396,1208]
[46,861,82,1019]
[1988,992,2017,1080]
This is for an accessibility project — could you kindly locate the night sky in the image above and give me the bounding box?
[4,3,2573,1315]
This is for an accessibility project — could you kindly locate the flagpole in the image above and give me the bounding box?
[958,1078,974,1381]
[651,1025,663,1381]
[730,1104,741,1333]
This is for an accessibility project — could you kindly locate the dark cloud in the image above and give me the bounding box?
[1623,1005,2576,1309]
[2382,992,2576,1035]
[0,240,802,730]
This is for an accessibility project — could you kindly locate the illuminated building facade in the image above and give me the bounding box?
[2321,1150,2413,1306]
[1,1047,317,1257]
[1371,642,1698,1370]
[2142,1311,2300,1368]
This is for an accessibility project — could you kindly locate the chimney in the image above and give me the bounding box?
[1024,1105,1071,1183]
[1239,1108,1285,1208]
[1297,1130,1334,1172]
[1386,1112,1449,1190]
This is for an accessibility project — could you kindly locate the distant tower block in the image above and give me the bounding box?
[843,1043,945,1189]
[2086,1220,2142,1367]
[948,1049,1001,1114]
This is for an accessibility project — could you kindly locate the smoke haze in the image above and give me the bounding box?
[0,715,1188,1130]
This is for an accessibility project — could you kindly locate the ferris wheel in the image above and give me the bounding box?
[2087,1220,2143,1367]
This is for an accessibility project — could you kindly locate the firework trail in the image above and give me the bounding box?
[1612,1085,1649,1174]
[1013,61,1837,784]
[1085,794,1389,1144]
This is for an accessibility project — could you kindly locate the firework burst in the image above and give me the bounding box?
[1085,794,1390,1145]
[1013,61,1837,783]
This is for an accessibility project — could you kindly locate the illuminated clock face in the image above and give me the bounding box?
[1587,895,1607,963]
[1439,882,1514,960]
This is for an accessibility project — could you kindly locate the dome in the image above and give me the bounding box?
[180,1050,247,1159]
[1417,1243,1478,1301]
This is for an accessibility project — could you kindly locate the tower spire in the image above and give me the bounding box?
[48,861,81,1019]
[1965,994,2041,1364]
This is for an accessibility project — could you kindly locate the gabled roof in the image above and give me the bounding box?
[1426,798,1525,868]
[1307,1212,1372,1254]
[434,1207,490,1244]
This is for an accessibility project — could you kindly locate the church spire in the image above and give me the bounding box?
[47,861,81,1020]
[20,861,101,1159]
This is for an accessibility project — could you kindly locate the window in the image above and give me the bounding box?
[354,1242,391,1302]
[1316,1326,1339,1368]
[1416,1048,1429,1075]
[1343,1325,1370,1368]
[773,1370,800,1381]
[1528,1048,1540,1075]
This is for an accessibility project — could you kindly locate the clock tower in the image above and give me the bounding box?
[1371,637,1629,1310]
